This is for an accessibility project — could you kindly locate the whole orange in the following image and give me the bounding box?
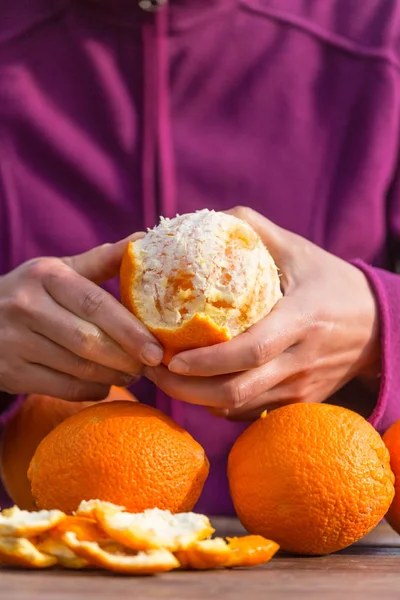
[382,420,400,534]
[228,403,394,555]
[0,386,136,510]
[27,401,209,514]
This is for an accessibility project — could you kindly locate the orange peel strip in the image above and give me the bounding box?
[0,507,66,537]
[75,500,125,519]
[94,507,214,551]
[48,515,107,542]
[0,537,57,569]
[36,537,88,569]
[62,531,180,575]
[176,535,279,570]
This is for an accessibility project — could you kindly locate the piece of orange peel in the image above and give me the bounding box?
[176,535,279,570]
[35,515,108,569]
[0,537,58,569]
[62,532,179,575]
[75,499,125,519]
[93,506,215,551]
[0,506,66,537]
[0,501,279,573]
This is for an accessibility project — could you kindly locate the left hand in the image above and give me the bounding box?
[144,207,381,421]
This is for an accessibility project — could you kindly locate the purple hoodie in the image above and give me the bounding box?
[0,0,399,515]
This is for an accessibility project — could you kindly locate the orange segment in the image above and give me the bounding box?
[0,537,57,569]
[62,532,180,575]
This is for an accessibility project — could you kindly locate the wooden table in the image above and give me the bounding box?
[1,519,400,600]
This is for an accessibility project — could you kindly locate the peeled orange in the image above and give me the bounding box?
[120,209,282,364]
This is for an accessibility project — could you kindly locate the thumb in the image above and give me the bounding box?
[62,232,145,284]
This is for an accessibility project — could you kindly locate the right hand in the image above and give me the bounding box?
[0,236,164,400]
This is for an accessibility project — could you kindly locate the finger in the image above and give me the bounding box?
[23,332,139,387]
[21,363,111,401]
[29,294,142,374]
[42,264,163,367]
[63,233,145,285]
[144,354,292,409]
[168,296,301,376]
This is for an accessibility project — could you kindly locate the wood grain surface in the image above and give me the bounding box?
[1,520,399,600]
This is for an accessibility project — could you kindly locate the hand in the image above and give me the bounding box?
[0,236,164,400]
[144,206,380,420]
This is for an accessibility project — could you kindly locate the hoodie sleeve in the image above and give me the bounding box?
[353,262,400,434]
[350,169,400,434]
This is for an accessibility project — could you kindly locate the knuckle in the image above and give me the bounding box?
[80,290,105,318]
[307,312,333,337]
[63,379,108,402]
[64,379,87,401]
[25,257,60,280]
[245,330,270,367]
[221,379,247,410]
[8,288,32,317]
[72,355,99,381]
[71,326,101,358]
[250,338,270,367]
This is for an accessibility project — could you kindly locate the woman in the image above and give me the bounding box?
[0,0,399,515]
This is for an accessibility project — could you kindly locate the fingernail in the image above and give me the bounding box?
[141,343,164,366]
[168,358,189,374]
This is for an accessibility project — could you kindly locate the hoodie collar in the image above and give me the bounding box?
[80,0,234,30]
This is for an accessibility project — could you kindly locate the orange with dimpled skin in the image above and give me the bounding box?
[228,403,395,555]
[382,420,400,535]
[27,401,209,515]
[0,386,136,510]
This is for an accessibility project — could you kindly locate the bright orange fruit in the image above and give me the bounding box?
[0,386,136,510]
[228,403,394,555]
[382,420,400,534]
[28,401,209,515]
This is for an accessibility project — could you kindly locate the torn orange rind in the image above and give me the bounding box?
[94,506,214,551]
[0,507,66,537]
[62,531,180,575]
[36,537,88,569]
[0,537,57,569]
[75,500,125,519]
[176,535,279,570]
